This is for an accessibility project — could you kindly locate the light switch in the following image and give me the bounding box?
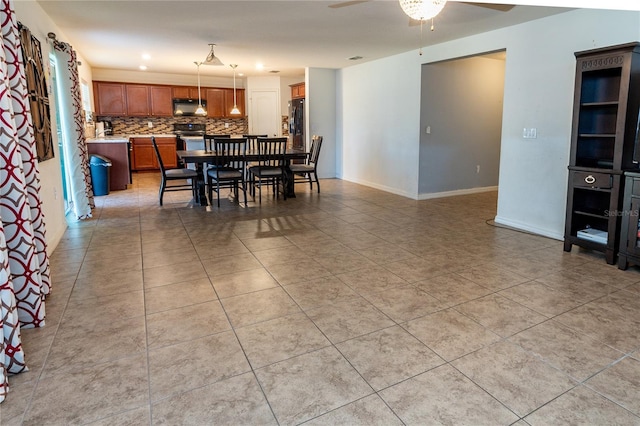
[426,126,431,134]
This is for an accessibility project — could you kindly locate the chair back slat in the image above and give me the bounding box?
[243,134,268,152]
[257,137,287,168]
[215,138,247,170]
[309,135,323,166]
[204,134,231,151]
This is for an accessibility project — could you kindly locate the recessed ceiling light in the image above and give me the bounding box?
[348,56,363,61]
[256,62,264,70]
[139,65,148,71]
[142,53,151,60]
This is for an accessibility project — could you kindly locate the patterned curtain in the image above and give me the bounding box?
[0,0,54,403]
[52,41,93,219]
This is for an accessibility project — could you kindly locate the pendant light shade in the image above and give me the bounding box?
[399,0,447,21]
[203,43,224,66]
[230,64,240,115]
[194,61,207,116]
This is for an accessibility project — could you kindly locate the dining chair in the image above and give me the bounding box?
[206,138,248,207]
[204,134,231,152]
[243,134,268,153]
[247,137,288,203]
[152,136,198,206]
[289,135,323,193]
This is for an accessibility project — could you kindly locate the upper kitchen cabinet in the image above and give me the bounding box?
[172,86,200,99]
[291,82,305,99]
[149,85,173,116]
[227,88,245,117]
[94,82,126,116]
[205,88,245,117]
[205,88,226,117]
[125,84,150,116]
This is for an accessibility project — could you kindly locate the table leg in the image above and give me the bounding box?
[284,163,296,198]
[194,163,208,206]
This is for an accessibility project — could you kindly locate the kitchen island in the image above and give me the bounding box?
[86,137,131,190]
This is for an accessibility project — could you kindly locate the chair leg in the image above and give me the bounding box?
[159,177,166,206]
[314,172,320,193]
[216,180,221,208]
[308,173,313,190]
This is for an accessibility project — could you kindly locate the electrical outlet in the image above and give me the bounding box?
[147,121,153,128]
[523,128,538,139]
[225,123,229,128]
[425,126,431,134]
[476,165,480,174]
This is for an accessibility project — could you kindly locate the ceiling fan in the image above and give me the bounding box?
[329,0,516,13]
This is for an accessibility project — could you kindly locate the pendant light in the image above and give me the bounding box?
[398,0,447,21]
[230,64,240,115]
[194,61,207,116]
[203,43,224,66]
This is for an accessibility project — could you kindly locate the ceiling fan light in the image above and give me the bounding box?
[203,43,224,66]
[399,0,447,21]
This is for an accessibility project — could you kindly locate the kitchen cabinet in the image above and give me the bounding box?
[227,88,245,116]
[563,42,640,264]
[94,82,127,116]
[205,88,245,117]
[172,86,200,99]
[130,136,177,171]
[150,86,173,116]
[290,82,305,99]
[205,88,226,117]
[126,84,150,116]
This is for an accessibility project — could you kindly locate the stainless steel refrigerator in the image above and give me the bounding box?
[289,98,304,150]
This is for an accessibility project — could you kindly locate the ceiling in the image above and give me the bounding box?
[34,1,585,79]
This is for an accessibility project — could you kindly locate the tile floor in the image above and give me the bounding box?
[2,173,640,425]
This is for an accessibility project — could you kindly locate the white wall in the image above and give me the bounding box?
[307,68,336,178]
[14,1,94,253]
[340,52,422,198]
[339,8,640,239]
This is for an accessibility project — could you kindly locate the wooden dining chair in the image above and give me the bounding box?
[247,137,288,203]
[152,136,198,206]
[206,138,248,207]
[290,135,323,193]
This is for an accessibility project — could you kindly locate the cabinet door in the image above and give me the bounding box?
[205,88,226,117]
[150,86,173,116]
[226,88,245,116]
[94,82,126,115]
[157,140,178,169]
[126,85,151,116]
[131,144,156,170]
[172,86,201,100]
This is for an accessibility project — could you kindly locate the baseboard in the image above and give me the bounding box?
[417,186,498,200]
[340,176,415,199]
[493,215,564,241]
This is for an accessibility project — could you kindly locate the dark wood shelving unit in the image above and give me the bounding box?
[564,42,640,264]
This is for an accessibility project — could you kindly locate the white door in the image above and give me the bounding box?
[249,90,280,137]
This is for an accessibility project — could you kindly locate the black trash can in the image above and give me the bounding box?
[90,154,112,196]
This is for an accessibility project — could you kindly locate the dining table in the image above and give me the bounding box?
[177,148,308,206]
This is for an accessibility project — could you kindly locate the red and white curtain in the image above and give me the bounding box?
[52,40,94,220]
[0,0,51,403]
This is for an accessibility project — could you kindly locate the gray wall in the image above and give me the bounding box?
[419,53,505,195]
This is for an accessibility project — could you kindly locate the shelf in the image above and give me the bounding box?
[580,101,619,107]
[574,210,608,219]
[578,134,616,138]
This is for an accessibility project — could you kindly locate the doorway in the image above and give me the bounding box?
[418,50,506,197]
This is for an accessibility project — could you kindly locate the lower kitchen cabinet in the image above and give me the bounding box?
[87,141,131,190]
[618,171,640,269]
[130,136,177,171]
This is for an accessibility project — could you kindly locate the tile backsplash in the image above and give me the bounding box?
[95,116,248,135]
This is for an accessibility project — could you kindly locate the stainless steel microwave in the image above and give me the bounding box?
[173,98,207,116]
